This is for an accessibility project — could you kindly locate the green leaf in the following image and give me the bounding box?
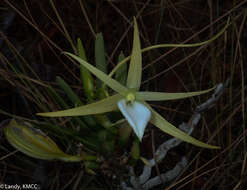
[95,33,107,89]
[77,38,88,62]
[37,94,123,117]
[56,76,97,126]
[65,52,128,95]
[95,33,107,74]
[46,85,89,129]
[115,51,127,85]
[126,17,142,90]
[136,86,215,101]
[4,119,82,161]
[77,38,95,101]
[56,76,82,105]
[145,103,219,149]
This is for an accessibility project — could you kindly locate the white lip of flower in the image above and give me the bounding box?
[117,93,151,141]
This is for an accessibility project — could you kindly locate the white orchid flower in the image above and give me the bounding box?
[37,18,229,149]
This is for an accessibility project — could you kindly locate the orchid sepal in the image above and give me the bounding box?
[37,94,122,117]
[136,86,216,101]
[143,102,220,149]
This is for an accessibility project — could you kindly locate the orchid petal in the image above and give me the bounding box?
[117,99,151,141]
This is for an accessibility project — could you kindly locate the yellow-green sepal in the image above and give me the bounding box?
[126,17,142,90]
[144,103,220,149]
[136,86,216,101]
[64,52,128,95]
[37,94,122,117]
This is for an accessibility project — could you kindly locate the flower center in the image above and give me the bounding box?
[126,93,135,105]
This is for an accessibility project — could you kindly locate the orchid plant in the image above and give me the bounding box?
[37,18,227,149]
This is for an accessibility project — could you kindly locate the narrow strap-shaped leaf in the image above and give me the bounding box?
[37,94,123,117]
[144,103,219,149]
[77,38,95,101]
[115,51,127,85]
[46,85,89,129]
[56,76,82,105]
[95,33,107,74]
[126,17,142,90]
[136,86,215,101]
[95,33,107,89]
[56,76,97,126]
[65,52,128,95]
